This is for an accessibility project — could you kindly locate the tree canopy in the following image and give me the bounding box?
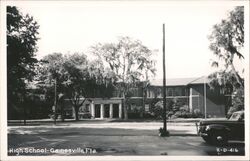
[37,52,114,120]
[208,6,244,116]
[7,6,39,118]
[208,6,244,88]
[91,36,156,119]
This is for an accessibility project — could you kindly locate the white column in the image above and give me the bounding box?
[100,104,104,119]
[91,102,95,119]
[109,104,113,118]
[189,88,193,112]
[119,103,122,119]
[204,77,207,119]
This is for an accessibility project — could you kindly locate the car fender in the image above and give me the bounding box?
[206,124,230,135]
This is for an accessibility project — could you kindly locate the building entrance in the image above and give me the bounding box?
[113,104,119,118]
[95,104,100,118]
[104,104,110,118]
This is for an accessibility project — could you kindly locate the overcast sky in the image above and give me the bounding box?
[6,1,246,79]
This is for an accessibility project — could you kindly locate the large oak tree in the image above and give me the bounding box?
[208,6,244,116]
[91,37,156,119]
[38,52,114,121]
[7,6,39,119]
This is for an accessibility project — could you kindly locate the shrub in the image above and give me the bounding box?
[143,112,155,119]
[152,106,163,119]
[128,113,141,119]
[151,101,164,119]
[193,109,204,118]
[173,111,182,117]
[167,111,174,117]
[179,105,189,112]
[227,106,239,118]
[159,127,170,137]
[151,100,176,119]
[227,87,244,118]
[172,110,203,118]
[81,113,92,119]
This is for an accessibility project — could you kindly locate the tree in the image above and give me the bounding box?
[38,52,114,121]
[208,6,244,116]
[63,53,91,121]
[141,49,157,118]
[37,53,66,121]
[208,6,244,86]
[91,36,156,119]
[7,6,39,120]
[151,100,174,119]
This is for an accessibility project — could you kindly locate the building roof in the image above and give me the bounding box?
[188,76,210,85]
[150,76,209,86]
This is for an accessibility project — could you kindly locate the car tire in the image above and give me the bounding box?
[211,132,228,145]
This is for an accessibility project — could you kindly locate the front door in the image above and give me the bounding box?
[113,104,119,118]
[104,104,110,118]
[95,104,100,118]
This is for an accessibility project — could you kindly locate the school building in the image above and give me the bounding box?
[65,76,229,119]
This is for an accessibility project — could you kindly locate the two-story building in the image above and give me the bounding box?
[65,76,227,119]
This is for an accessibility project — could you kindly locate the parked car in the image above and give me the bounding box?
[198,111,244,145]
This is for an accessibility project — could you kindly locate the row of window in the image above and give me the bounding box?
[147,87,188,98]
[112,87,189,98]
[130,104,150,112]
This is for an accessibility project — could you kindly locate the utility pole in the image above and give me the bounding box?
[162,23,169,136]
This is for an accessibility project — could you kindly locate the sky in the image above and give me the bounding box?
[5,1,246,80]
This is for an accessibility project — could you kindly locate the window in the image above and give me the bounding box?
[147,89,154,98]
[167,88,173,96]
[84,104,90,112]
[156,88,162,97]
[172,87,187,96]
[145,104,150,112]
[181,88,187,96]
[174,87,181,96]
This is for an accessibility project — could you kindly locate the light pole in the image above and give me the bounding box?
[162,23,169,136]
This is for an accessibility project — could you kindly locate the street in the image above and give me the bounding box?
[8,121,245,156]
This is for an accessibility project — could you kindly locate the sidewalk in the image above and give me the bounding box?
[7,117,226,126]
[8,121,199,136]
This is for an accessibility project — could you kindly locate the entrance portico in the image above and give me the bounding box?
[88,98,123,119]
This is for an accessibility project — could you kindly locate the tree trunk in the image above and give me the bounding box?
[230,64,243,87]
[54,79,57,125]
[74,106,79,121]
[60,105,64,122]
[23,101,26,125]
[123,92,128,120]
[141,86,146,118]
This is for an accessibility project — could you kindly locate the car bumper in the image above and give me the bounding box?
[199,132,208,136]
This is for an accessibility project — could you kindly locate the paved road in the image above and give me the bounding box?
[7,123,245,156]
